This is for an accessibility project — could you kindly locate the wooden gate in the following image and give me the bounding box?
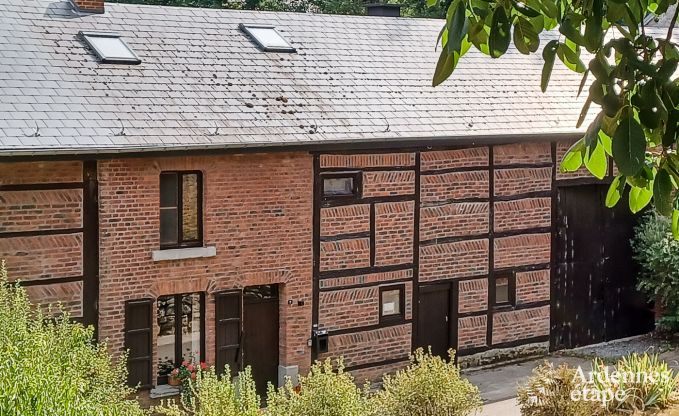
[551,185,654,350]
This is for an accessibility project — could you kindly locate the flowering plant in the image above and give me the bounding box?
[171,361,208,383]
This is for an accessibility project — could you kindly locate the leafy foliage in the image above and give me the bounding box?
[591,354,679,413]
[433,0,679,222]
[632,212,679,316]
[266,358,374,416]
[108,0,448,17]
[517,361,605,416]
[153,366,261,416]
[374,348,482,416]
[0,262,146,416]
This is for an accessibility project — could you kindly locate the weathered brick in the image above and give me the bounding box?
[318,323,411,367]
[494,233,551,269]
[421,147,489,171]
[494,198,551,232]
[458,278,488,313]
[320,204,370,237]
[458,315,487,349]
[420,202,489,241]
[421,171,489,204]
[0,189,82,233]
[493,306,549,344]
[493,142,551,165]
[420,239,489,282]
[0,161,82,185]
[494,167,551,197]
[25,281,83,317]
[0,234,82,282]
[362,171,415,197]
[516,269,550,304]
[320,238,371,271]
[375,201,414,266]
[319,269,413,290]
[320,153,415,168]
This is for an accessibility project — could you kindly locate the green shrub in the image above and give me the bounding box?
[517,361,605,416]
[0,262,146,416]
[594,354,678,413]
[265,358,373,416]
[631,213,679,318]
[374,348,481,416]
[153,366,260,416]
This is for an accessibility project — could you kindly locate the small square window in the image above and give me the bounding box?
[239,24,296,52]
[380,285,405,322]
[80,32,141,64]
[321,172,361,199]
[494,273,515,307]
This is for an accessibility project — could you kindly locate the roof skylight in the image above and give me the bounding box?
[79,32,141,64]
[239,24,296,53]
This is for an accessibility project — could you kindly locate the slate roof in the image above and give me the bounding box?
[0,0,617,156]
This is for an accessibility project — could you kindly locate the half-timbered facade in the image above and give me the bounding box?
[0,0,659,392]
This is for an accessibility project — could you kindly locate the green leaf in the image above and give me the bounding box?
[606,175,626,207]
[427,0,438,6]
[577,97,592,128]
[447,1,468,54]
[673,209,679,239]
[512,0,541,17]
[489,7,511,58]
[629,184,653,213]
[577,70,589,97]
[612,116,646,176]
[557,43,587,73]
[468,19,490,55]
[513,16,540,54]
[654,168,674,216]
[538,0,558,19]
[584,0,604,52]
[541,40,558,92]
[585,139,608,179]
[432,48,455,87]
[559,16,585,46]
[560,139,585,172]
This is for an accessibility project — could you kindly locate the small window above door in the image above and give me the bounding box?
[321,171,361,199]
[493,272,515,308]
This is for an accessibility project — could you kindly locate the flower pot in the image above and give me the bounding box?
[168,375,181,387]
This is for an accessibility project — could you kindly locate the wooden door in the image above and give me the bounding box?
[243,285,280,396]
[415,283,454,358]
[551,185,653,350]
[124,299,153,389]
[215,291,242,376]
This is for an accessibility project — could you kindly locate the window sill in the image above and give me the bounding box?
[151,246,216,262]
[149,384,180,399]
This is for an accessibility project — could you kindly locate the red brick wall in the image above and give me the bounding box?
[320,239,371,271]
[494,143,551,165]
[320,153,415,169]
[97,153,313,381]
[421,171,489,203]
[0,161,84,317]
[494,167,551,197]
[318,269,412,290]
[320,205,370,237]
[374,201,414,266]
[516,269,550,305]
[362,171,416,197]
[318,324,411,367]
[494,198,551,232]
[421,148,488,171]
[459,278,488,313]
[420,202,489,241]
[493,306,550,344]
[494,233,551,269]
[419,239,489,282]
[458,315,487,349]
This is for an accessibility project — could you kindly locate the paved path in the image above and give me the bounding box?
[467,335,679,415]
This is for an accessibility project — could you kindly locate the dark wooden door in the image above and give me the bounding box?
[551,185,653,350]
[243,285,279,396]
[416,283,455,358]
[215,291,242,376]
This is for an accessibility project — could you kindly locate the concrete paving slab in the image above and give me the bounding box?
[478,398,521,416]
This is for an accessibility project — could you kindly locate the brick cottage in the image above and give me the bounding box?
[0,0,658,394]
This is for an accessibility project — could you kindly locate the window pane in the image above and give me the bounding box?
[160,174,178,208]
[324,177,354,196]
[496,277,509,304]
[84,34,138,61]
[245,26,293,49]
[156,295,176,380]
[160,208,178,246]
[382,289,401,316]
[182,174,200,241]
[181,294,202,364]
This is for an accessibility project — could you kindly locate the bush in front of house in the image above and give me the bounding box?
[517,361,606,416]
[153,366,261,416]
[0,262,146,416]
[518,354,679,416]
[593,353,679,413]
[631,212,679,331]
[373,348,482,416]
[265,358,374,416]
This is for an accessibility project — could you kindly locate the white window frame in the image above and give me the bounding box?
[79,31,141,64]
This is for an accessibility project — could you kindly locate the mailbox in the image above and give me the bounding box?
[312,328,329,353]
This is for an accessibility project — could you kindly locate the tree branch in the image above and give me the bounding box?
[664,5,679,53]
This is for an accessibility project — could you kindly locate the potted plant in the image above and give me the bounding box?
[168,368,181,386]
[170,361,208,386]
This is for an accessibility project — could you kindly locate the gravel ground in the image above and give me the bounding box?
[556,334,675,362]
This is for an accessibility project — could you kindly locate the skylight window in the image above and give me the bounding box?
[79,32,141,64]
[239,24,296,53]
